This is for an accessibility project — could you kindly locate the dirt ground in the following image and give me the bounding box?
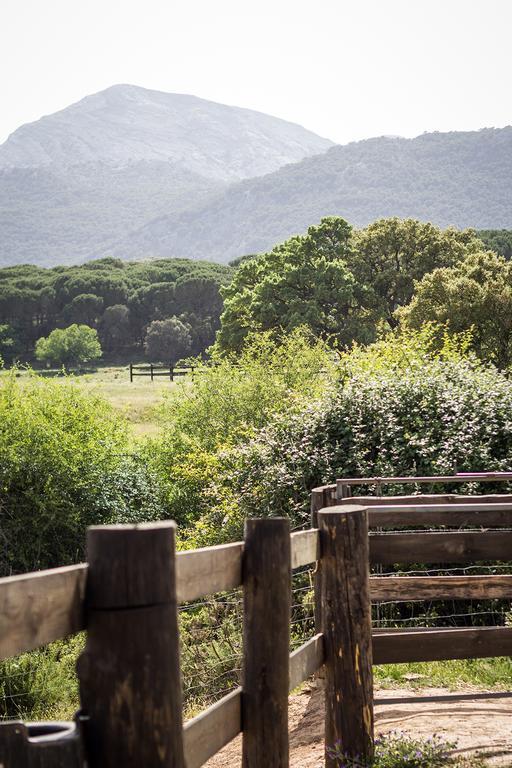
[205,684,512,767]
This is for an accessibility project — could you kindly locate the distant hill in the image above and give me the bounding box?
[0,85,333,266]
[114,127,512,263]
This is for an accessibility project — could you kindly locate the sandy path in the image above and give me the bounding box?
[205,683,512,767]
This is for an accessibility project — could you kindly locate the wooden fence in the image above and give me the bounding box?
[2,490,512,767]
[129,363,196,382]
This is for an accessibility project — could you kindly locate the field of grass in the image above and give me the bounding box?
[0,364,177,439]
[75,365,173,438]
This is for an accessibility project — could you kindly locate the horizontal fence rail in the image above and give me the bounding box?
[369,529,512,564]
[129,363,197,382]
[336,471,512,496]
[3,490,512,767]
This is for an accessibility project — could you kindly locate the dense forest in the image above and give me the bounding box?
[1,225,511,366]
[0,257,232,363]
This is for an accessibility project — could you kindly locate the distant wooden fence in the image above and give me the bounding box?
[2,480,512,766]
[129,363,197,382]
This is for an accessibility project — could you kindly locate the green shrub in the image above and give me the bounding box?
[329,731,472,768]
[0,370,165,574]
[0,636,83,720]
[146,329,336,530]
[176,328,512,541]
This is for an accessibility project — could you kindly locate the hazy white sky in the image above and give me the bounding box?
[1,0,511,145]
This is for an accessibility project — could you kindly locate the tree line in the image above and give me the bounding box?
[216,221,512,368]
[0,257,232,365]
[1,225,511,369]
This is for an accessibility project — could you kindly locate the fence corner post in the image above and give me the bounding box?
[318,506,374,767]
[242,517,291,768]
[77,521,185,768]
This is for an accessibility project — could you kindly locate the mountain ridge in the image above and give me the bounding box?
[112,125,512,263]
[0,84,334,180]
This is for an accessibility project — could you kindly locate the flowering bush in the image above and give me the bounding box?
[329,731,459,768]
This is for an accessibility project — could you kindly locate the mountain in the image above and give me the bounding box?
[113,126,512,263]
[0,85,333,266]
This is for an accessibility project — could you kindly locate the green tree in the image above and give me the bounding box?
[402,250,512,368]
[348,218,482,328]
[217,217,375,352]
[35,324,102,369]
[62,293,104,326]
[99,304,130,354]
[478,229,512,260]
[144,317,192,363]
[0,324,16,363]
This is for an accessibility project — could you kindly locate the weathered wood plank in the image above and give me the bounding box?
[350,494,512,506]
[0,564,87,660]
[290,529,319,569]
[371,574,512,601]
[182,634,326,768]
[176,542,243,603]
[78,522,185,768]
[367,503,512,528]
[337,474,512,493]
[0,721,84,768]
[183,688,241,768]
[319,507,374,764]
[243,518,291,768]
[373,626,512,664]
[289,634,324,691]
[370,530,512,564]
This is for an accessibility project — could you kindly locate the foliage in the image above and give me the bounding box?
[0,636,83,720]
[144,317,192,363]
[348,218,481,327]
[0,371,165,575]
[146,329,336,530]
[217,217,374,352]
[0,323,15,364]
[0,257,231,363]
[402,250,512,368]
[35,324,102,368]
[478,229,512,260]
[216,217,480,353]
[170,328,512,542]
[329,731,460,768]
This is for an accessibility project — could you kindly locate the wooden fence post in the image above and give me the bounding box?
[242,518,291,768]
[310,489,327,649]
[318,507,374,766]
[150,363,154,382]
[129,363,133,383]
[77,522,185,768]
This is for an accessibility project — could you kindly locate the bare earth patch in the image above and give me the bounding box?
[205,684,512,767]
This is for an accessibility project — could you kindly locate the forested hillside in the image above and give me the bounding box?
[116,127,512,263]
[0,84,332,266]
[0,257,232,362]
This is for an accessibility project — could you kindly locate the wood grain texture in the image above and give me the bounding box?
[0,564,87,660]
[337,474,512,492]
[319,508,374,765]
[290,529,319,569]
[369,530,512,564]
[367,504,512,528]
[0,721,84,768]
[242,518,291,768]
[373,626,512,664]
[176,542,243,603]
[371,574,512,601]
[78,521,185,768]
[183,688,241,768]
[289,634,324,691]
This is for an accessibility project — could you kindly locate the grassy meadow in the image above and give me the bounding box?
[0,364,176,439]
